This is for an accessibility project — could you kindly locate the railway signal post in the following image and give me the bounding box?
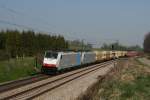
[112,44,116,68]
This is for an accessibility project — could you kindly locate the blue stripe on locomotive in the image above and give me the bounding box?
[76,52,81,66]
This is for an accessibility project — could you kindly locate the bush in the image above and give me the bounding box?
[0,50,10,61]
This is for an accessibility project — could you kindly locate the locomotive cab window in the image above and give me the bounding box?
[45,52,58,59]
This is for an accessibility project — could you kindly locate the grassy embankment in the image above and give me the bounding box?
[77,58,150,100]
[0,57,41,83]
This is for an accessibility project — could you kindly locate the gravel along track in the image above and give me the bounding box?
[36,62,116,100]
[0,60,117,100]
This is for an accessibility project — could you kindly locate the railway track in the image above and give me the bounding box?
[0,74,50,93]
[0,60,117,100]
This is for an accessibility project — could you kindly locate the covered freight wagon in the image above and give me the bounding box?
[81,52,96,64]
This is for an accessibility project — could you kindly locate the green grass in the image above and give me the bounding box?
[101,60,150,100]
[77,59,150,100]
[135,58,149,67]
[0,57,40,83]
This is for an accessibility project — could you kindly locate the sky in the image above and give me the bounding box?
[0,0,150,47]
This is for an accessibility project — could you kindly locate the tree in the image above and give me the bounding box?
[144,32,150,53]
[5,30,21,58]
[21,30,36,56]
[0,31,6,50]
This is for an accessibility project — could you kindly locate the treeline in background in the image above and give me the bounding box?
[0,29,68,60]
[101,42,142,51]
[0,29,144,61]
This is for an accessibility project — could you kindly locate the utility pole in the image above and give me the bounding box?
[81,39,84,52]
[112,44,116,68]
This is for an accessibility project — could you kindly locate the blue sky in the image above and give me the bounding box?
[0,0,150,47]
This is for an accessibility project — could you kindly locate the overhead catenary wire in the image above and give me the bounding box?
[0,4,95,41]
[0,4,51,25]
[0,19,58,36]
[0,4,56,34]
[0,4,22,15]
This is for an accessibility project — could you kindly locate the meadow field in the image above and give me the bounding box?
[0,57,41,83]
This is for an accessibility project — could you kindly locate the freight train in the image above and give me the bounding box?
[41,50,127,74]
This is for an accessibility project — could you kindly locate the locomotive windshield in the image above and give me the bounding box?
[45,52,58,59]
